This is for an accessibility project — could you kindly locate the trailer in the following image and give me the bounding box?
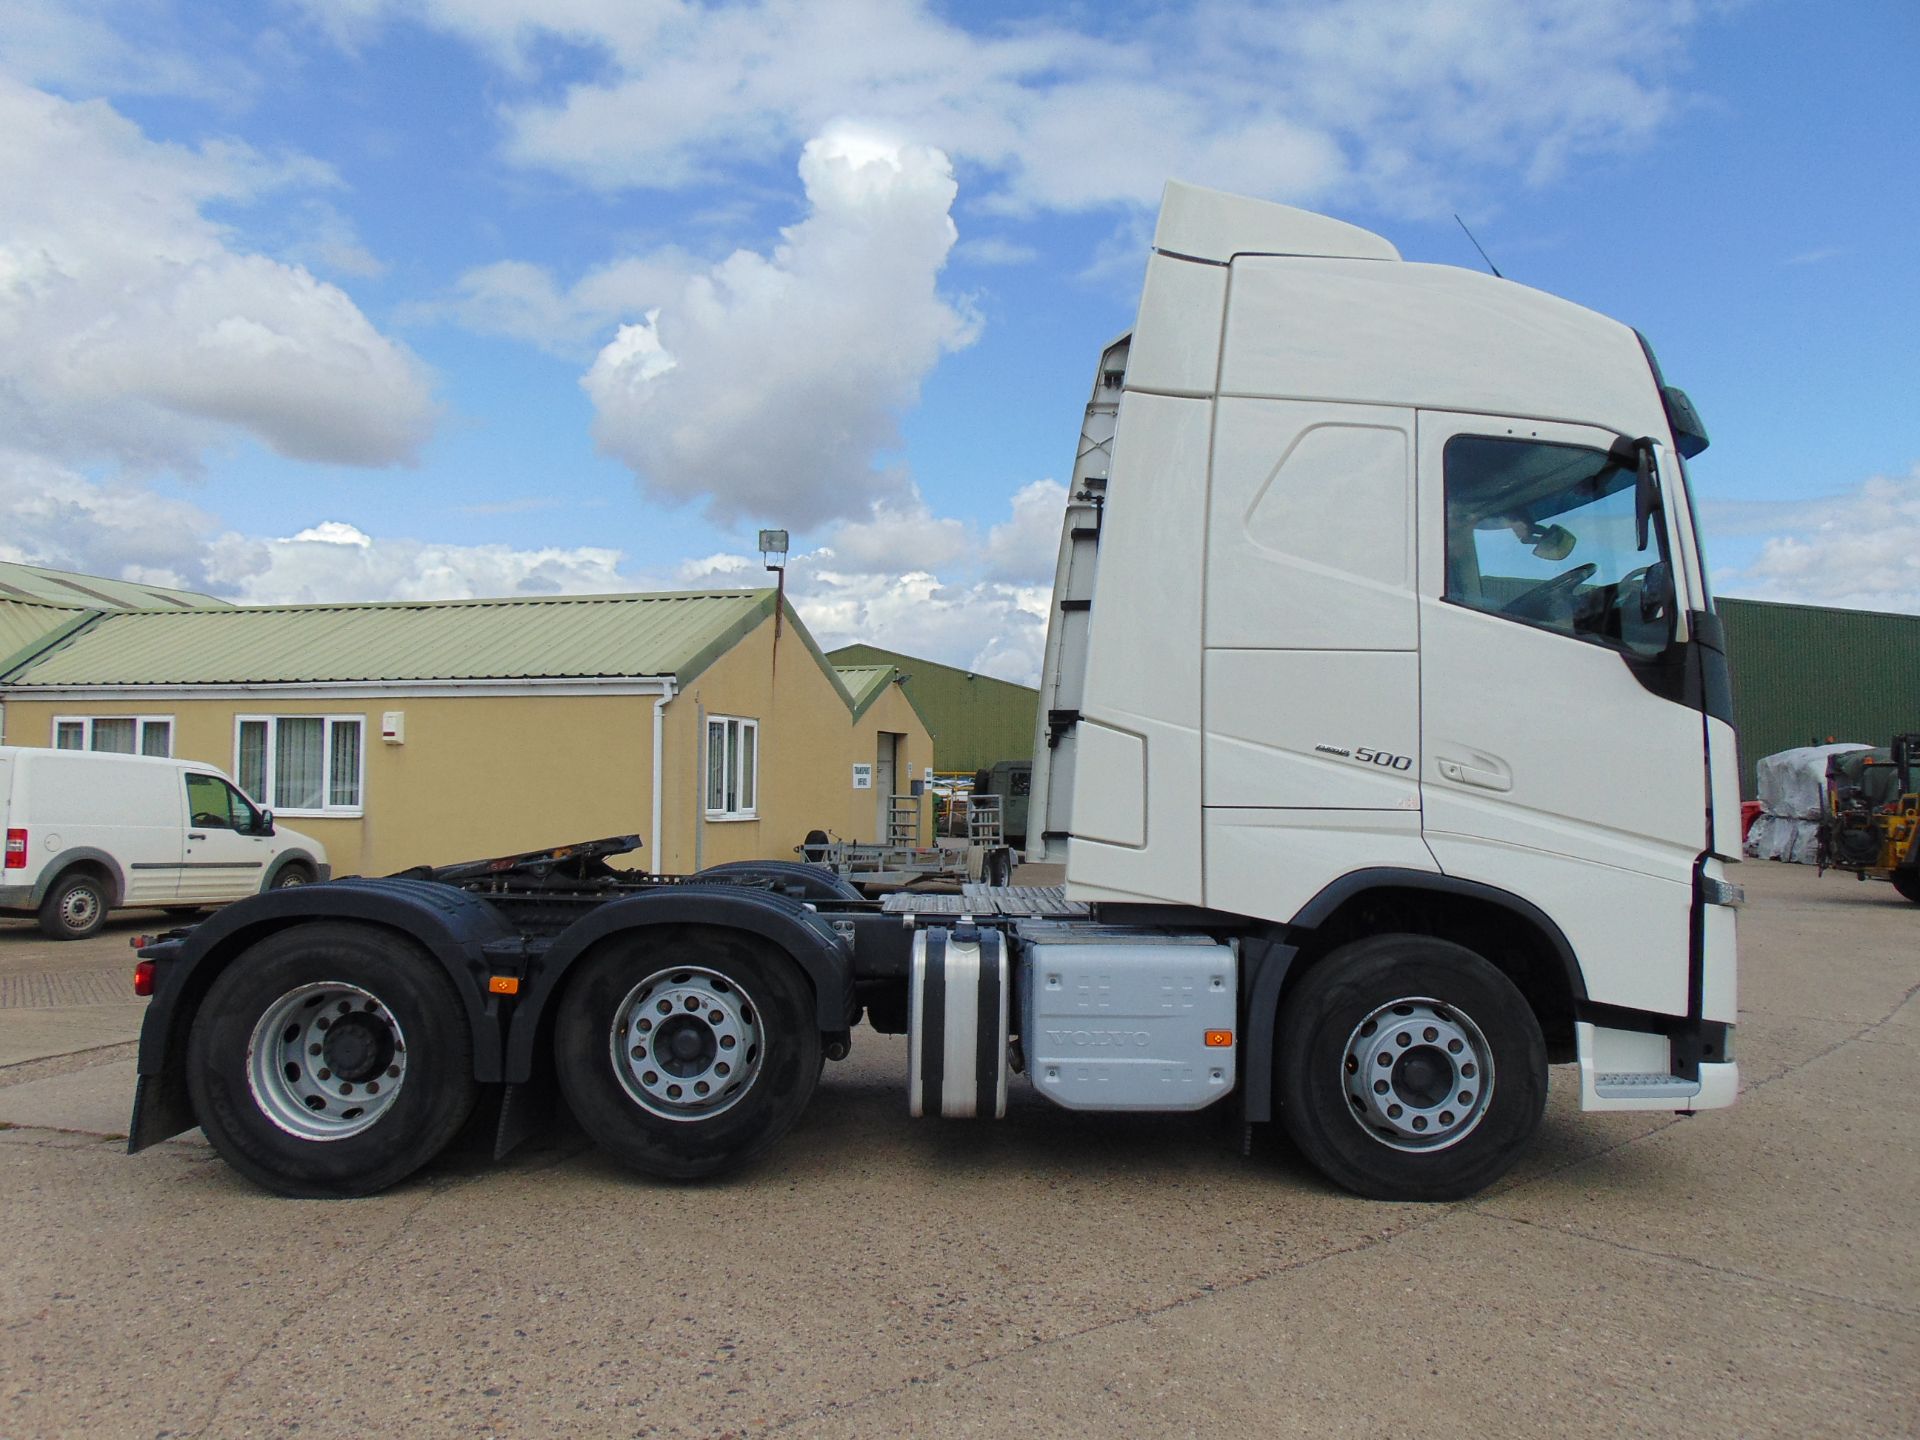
[128,182,1745,1203]
[795,794,1014,890]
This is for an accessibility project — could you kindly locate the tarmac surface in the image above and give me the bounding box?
[0,860,1914,1438]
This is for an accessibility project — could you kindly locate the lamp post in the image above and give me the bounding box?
[759,528,790,657]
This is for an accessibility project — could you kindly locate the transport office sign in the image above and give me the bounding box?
[851,763,873,790]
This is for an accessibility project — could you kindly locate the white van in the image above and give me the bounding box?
[0,746,329,939]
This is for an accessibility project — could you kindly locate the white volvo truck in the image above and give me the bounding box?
[129,183,1741,1203]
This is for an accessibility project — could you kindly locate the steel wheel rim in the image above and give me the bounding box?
[59,885,101,931]
[610,966,763,1121]
[1343,997,1494,1152]
[247,982,408,1141]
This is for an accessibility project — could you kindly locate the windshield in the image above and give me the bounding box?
[1444,434,1674,658]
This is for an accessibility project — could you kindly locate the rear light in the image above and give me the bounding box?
[133,959,156,997]
[3,828,24,869]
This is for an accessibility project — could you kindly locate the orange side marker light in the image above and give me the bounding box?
[488,975,521,995]
[1204,1029,1233,1048]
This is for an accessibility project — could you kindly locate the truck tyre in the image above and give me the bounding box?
[185,923,479,1198]
[553,926,821,1182]
[1891,869,1920,904]
[1276,935,1546,1202]
[38,871,108,940]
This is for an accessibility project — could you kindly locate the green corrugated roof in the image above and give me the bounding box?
[0,600,102,676]
[832,664,897,721]
[4,589,778,687]
[828,644,1038,772]
[0,560,229,610]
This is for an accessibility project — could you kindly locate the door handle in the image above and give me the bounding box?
[188,831,208,840]
[1435,754,1512,792]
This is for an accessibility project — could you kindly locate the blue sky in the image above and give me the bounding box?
[2,0,1915,680]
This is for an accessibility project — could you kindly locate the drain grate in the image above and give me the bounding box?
[0,968,136,1009]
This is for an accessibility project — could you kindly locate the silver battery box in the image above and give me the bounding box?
[1016,926,1236,1111]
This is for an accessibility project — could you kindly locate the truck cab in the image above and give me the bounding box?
[1030,182,1740,1144]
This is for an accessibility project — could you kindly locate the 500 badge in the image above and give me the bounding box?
[1315,743,1414,772]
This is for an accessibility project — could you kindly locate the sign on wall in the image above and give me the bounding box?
[851,763,873,790]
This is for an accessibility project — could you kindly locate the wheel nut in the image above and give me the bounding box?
[1396,1032,1412,1047]
[1423,1026,1438,1042]
[1373,1079,1389,1095]
[389,1066,401,1078]
[318,1068,332,1080]
[1387,1104,1403,1119]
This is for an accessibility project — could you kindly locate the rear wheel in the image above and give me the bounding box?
[554,927,820,1181]
[1276,935,1547,1202]
[38,872,108,940]
[186,923,479,1197]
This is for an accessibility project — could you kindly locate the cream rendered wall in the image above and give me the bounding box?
[4,617,930,883]
[655,616,932,873]
[1,694,656,878]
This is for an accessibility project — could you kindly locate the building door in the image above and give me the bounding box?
[876,732,906,841]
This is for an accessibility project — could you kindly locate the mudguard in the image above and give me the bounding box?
[502,884,857,1082]
[129,878,521,1151]
[1239,867,1587,1124]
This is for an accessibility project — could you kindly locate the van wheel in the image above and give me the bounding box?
[39,873,108,940]
[270,863,313,891]
[554,927,820,1182]
[186,923,479,1197]
[1276,935,1546,1202]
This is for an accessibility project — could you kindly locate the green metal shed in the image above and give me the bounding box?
[1718,597,1920,796]
[826,645,1038,774]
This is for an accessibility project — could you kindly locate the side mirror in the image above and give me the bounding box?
[256,809,276,837]
[1640,561,1671,624]
[1633,440,1658,551]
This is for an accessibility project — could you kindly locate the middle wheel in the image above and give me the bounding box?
[553,927,821,1181]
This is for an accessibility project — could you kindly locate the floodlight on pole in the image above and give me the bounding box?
[758,528,791,660]
[759,529,790,572]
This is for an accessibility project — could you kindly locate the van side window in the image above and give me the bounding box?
[1442,435,1673,658]
[186,774,256,832]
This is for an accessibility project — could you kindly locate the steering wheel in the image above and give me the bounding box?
[1503,563,1597,620]
[191,811,224,828]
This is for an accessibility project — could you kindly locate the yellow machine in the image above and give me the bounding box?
[1820,734,1920,903]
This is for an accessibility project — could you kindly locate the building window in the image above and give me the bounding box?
[53,715,173,756]
[236,715,364,816]
[705,716,759,820]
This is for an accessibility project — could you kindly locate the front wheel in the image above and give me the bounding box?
[185,923,479,1197]
[1891,868,1920,904]
[1276,935,1547,1202]
[553,927,820,1182]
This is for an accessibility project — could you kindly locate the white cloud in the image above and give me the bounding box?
[953,236,1038,267]
[0,79,434,473]
[581,126,978,527]
[1711,465,1920,614]
[405,253,693,358]
[311,0,1701,219]
[0,451,652,605]
[668,481,1066,683]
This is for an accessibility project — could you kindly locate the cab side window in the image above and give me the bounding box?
[1443,435,1673,658]
[186,774,259,832]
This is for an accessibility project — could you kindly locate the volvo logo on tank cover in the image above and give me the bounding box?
[1046,1029,1151,1047]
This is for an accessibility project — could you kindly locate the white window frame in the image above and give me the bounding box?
[52,714,174,756]
[704,715,759,821]
[233,714,366,817]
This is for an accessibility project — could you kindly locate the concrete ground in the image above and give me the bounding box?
[1,862,1914,1439]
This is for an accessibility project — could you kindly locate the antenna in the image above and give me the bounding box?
[1454,214,1503,279]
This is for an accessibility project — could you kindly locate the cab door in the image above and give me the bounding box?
[1415,412,1704,1017]
[181,772,273,902]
